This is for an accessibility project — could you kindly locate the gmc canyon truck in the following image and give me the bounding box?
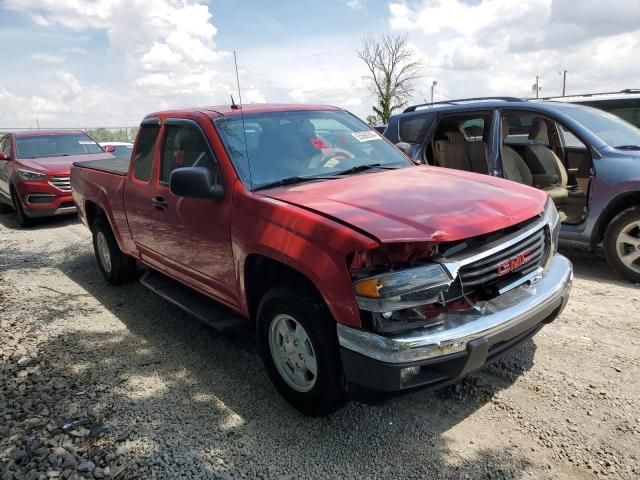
[70,104,573,416]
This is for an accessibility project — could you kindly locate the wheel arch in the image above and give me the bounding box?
[244,254,327,325]
[592,191,640,247]
[85,199,106,230]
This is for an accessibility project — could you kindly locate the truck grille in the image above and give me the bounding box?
[459,227,546,287]
[49,175,71,192]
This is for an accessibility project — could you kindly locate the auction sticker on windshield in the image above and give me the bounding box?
[352,131,382,142]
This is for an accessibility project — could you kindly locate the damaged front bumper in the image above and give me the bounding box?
[337,254,573,392]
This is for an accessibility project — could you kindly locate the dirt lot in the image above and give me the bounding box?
[1,213,639,480]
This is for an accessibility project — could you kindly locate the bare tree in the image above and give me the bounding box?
[358,34,422,124]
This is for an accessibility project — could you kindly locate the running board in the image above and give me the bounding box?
[140,271,247,332]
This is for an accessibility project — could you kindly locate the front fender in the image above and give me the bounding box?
[232,186,378,328]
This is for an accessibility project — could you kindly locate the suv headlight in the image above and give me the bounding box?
[353,264,452,312]
[543,198,561,256]
[17,169,47,181]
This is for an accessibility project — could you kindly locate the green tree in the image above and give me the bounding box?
[358,34,422,124]
[365,114,382,126]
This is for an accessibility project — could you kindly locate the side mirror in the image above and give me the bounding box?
[395,142,412,157]
[170,167,224,201]
[104,145,116,153]
[0,152,9,161]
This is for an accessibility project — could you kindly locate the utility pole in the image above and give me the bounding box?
[431,80,437,105]
[562,70,567,96]
[532,76,542,98]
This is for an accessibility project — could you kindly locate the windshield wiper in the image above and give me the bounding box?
[331,163,399,177]
[253,175,335,191]
[614,145,640,150]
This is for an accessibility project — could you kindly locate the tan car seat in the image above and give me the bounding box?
[501,117,567,204]
[526,118,569,187]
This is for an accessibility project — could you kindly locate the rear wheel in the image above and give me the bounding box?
[257,282,346,416]
[92,216,137,285]
[604,206,640,283]
[10,188,32,227]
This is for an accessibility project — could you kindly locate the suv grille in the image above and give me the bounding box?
[49,176,71,192]
[459,227,546,287]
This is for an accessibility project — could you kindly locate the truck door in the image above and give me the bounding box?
[151,118,237,307]
[123,120,164,268]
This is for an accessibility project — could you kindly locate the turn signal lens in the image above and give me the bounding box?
[353,278,383,298]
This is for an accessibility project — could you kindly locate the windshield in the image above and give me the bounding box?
[16,133,103,159]
[214,110,412,189]
[556,104,640,148]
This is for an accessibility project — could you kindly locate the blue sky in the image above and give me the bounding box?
[1,0,639,127]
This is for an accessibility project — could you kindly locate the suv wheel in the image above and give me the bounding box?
[11,188,33,227]
[257,282,346,416]
[92,216,137,284]
[604,206,640,283]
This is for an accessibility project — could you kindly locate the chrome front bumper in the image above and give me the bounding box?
[338,254,573,364]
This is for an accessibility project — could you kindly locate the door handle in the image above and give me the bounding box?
[151,196,168,210]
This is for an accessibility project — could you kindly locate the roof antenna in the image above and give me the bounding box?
[233,51,253,190]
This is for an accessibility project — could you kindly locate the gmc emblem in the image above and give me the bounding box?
[497,249,532,276]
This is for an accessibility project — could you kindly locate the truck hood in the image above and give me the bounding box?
[262,166,548,243]
[19,153,114,174]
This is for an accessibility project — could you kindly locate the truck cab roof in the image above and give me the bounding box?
[144,104,342,121]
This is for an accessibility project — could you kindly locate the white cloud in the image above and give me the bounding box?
[30,53,65,63]
[2,0,640,127]
[343,0,365,10]
[389,0,640,100]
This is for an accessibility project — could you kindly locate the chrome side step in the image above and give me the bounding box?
[140,271,247,332]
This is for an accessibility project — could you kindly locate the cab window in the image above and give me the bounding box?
[133,125,160,182]
[160,123,216,183]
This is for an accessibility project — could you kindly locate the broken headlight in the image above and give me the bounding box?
[353,263,452,313]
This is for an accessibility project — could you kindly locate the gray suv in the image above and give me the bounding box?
[385,97,640,282]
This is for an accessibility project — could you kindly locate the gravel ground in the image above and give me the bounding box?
[1,212,639,480]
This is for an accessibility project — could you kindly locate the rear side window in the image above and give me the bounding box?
[399,113,434,144]
[160,123,216,183]
[0,136,9,157]
[133,125,160,182]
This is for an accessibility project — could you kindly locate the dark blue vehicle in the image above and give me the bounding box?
[385,97,640,282]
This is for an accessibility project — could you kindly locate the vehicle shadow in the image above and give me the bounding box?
[41,244,542,478]
[0,211,79,230]
[559,246,631,286]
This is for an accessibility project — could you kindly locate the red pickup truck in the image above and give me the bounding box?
[70,104,573,416]
[0,130,113,226]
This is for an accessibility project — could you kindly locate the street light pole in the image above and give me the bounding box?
[431,80,437,105]
[562,70,567,96]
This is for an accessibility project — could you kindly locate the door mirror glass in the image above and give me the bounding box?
[169,166,224,201]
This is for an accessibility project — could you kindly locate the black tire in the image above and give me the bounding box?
[92,216,137,285]
[603,206,640,283]
[257,282,346,416]
[0,201,12,214]
[10,187,33,227]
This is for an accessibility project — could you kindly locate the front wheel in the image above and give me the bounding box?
[92,216,137,285]
[257,282,346,416]
[603,206,640,283]
[11,188,33,227]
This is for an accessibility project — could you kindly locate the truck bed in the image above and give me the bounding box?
[72,156,131,176]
